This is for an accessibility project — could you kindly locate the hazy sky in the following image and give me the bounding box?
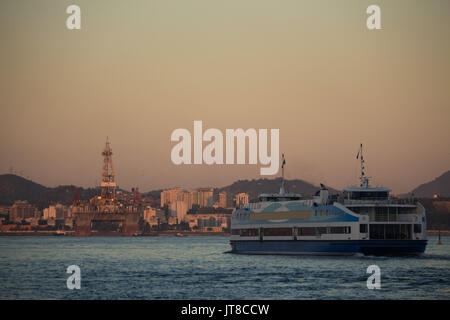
[1,0,449,194]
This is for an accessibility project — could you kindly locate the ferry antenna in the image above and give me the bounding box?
[357,143,369,188]
[280,153,286,195]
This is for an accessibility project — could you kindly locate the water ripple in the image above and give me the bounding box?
[0,236,449,299]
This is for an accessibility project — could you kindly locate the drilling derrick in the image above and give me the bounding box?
[100,138,116,202]
[73,138,141,236]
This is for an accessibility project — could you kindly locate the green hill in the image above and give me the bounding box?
[0,174,100,209]
[0,174,48,205]
[410,170,450,197]
[217,177,339,202]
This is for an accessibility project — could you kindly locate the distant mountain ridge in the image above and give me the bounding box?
[410,170,450,197]
[0,174,340,208]
[1,169,449,210]
[217,177,339,201]
[0,174,48,205]
[0,174,99,209]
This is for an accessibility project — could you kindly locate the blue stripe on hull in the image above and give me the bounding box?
[230,240,427,256]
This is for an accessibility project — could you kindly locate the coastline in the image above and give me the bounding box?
[0,230,447,237]
[0,230,231,237]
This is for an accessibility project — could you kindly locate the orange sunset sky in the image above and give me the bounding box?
[0,0,449,194]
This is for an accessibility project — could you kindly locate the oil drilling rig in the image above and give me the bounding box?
[73,138,142,236]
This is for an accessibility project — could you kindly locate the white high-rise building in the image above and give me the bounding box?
[169,201,189,223]
[143,206,158,227]
[161,188,192,209]
[42,204,70,220]
[9,200,38,223]
[192,188,214,208]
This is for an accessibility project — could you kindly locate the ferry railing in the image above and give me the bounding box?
[342,198,417,205]
[366,213,418,223]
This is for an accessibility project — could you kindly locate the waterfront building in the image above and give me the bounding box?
[47,217,56,226]
[161,187,181,207]
[167,216,178,225]
[185,207,232,231]
[0,206,8,225]
[64,217,74,228]
[169,200,189,222]
[193,188,214,208]
[155,208,166,223]
[143,206,159,227]
[219,191,227,208]
[234,193,249,208]
[42,208,52,220]
[143,206,156,222]
[161,188,193,210]
[161,188,215,209]
[43,204,70,220]
[9,200,38,223]
[185,212,231,232]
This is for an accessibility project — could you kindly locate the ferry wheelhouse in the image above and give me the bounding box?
[230,146,427,255]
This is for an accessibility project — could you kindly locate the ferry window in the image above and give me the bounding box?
[369,224,385,240]
[360,224,368,233]
[300,227,317,236]
[330,227,346,234]
[240,229,259,237]
[386,224,400,240]
[414,224,422,233]
[400,224,411,239]
[264,228,292,236]
[370,224,411,240]
[317,227,327,235]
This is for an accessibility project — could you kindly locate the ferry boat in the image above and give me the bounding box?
[230,146,427,256]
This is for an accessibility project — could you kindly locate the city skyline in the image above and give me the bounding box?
[1,0,449,194]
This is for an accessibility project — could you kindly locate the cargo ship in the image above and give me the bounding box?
[230,145,427,255]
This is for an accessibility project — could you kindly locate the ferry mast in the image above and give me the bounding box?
[357,143,369,188]
[279,153,286,195]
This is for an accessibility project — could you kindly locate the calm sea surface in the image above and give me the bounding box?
[0,236,449,299]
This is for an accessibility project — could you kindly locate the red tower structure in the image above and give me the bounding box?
[100,138,116,202]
